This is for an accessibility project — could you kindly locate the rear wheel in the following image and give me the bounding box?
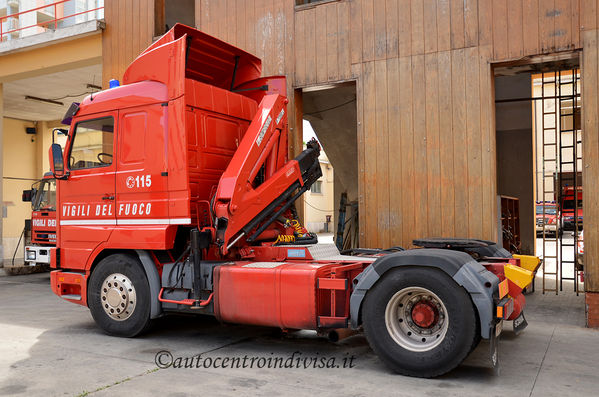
[88,253,152,337]
[363,267,478,377]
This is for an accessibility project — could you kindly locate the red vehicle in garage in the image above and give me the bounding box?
[535,201,560,236]
[561,186,583,232]
[21,173,56,266]
[47,24,538,377]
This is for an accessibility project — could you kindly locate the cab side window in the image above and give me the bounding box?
[70,117,115,170]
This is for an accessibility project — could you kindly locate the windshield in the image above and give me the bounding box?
[536,206,557,215]
[32,179,56,211]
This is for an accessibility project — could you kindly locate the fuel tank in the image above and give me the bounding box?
[213,261,337,330]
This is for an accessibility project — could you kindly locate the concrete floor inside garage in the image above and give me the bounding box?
[0,268,597,397]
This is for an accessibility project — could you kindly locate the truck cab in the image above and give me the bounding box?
[22,174,56,266]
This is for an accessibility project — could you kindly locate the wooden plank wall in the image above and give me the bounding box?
[193,0,591,250]
[293,0,583,85]
[194,0,599,291]
[582,27,599,292]
[341,47,495,249]
[197,0,292,80]
[101,0,155,88]
[104,0,599,291]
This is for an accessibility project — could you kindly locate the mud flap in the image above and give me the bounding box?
[512,312,528,335]
[490,323,501,374]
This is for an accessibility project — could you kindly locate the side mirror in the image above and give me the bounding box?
[49,143,66,178]
[22,189,35,202]
[52,128,69,144]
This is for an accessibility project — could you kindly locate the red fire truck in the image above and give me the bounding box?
[560,186,583,232]
[21,173,56,267]
[47,24,538,377]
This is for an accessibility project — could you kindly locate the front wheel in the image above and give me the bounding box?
[363,267,478,377]
[88,253,152,337]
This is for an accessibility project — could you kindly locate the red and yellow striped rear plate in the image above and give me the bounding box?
[498,279,509,299]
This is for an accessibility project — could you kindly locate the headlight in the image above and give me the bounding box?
[26,250,36,260]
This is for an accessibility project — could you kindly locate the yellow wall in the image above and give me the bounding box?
[304,157,334,233]
[0,34,102,83]
[1,118,61,261]
[2,118,38,260]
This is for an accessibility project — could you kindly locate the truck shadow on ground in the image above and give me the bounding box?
[4,272,579,395]
[10,273,578,395]
[1,309,502,396]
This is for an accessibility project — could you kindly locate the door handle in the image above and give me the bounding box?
[102,195,115,201]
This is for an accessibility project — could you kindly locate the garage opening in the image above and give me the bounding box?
[2,64,101,268]
[299,82,358,250]
[494,56,583,295]
[155,0,195,35]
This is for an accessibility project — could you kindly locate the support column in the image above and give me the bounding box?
[37,121,47,177]
[0,83,4,264]
[582,30,599,327]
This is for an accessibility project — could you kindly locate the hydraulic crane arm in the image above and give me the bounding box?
[212,93,322,255]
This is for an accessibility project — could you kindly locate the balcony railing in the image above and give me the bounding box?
[0,0,104,42]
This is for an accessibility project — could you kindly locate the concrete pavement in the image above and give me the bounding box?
[0,270,598,397]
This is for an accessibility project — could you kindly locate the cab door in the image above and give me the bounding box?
[115,104,169,226]
[58,113,117,268]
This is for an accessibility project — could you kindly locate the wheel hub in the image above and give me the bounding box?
[100,273,136,321]
[384,287,449,352]
[411,301,438,328]
[106,288,122,307]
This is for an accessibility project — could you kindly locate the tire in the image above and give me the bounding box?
[469,315,482,354]
[88,253,152,337]
[363,267,478,378]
